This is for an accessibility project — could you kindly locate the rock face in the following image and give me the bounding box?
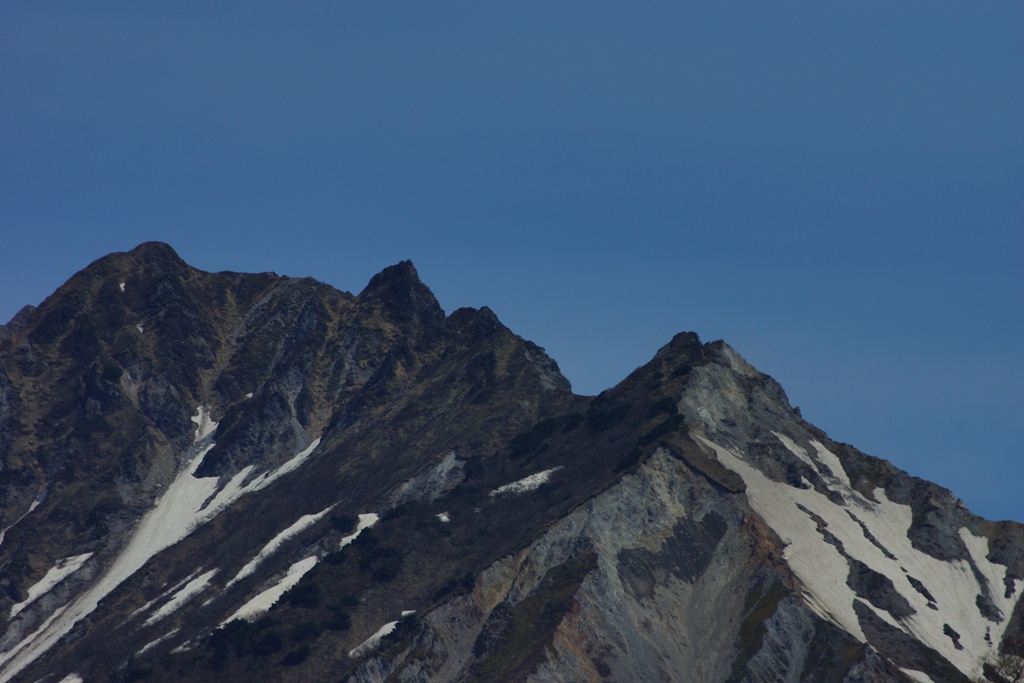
[0,243,1020,683]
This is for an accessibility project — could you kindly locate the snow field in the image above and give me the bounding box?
[489,467,563,497]
[348,611,416,658]
[698,434,1022,679]
[9,553,92,618]
[225,556,318,623]
[227,506,334,588]
[899,668,935,683]
[0,409,323,682]
[145,569,219,626]
[225,510,382,625]
[773,432,820,473]
[339,514,379,549]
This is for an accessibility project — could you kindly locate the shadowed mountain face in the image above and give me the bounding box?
[0,243,1020,683]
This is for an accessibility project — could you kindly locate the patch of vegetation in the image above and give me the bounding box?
[670,362,693,378]
[470,550,598,683]
[290,621,322,642]
[281,645,312,666]
[323,548,347,565]
[383,500,423,521]
[560,412,584,432]
[101,364,124,383]
[355,539,403,583]
[122,663,154,682]
[726,579,791,682]
[207,617,282,668]
[432,571,477,602]
[613,448,643,473]
[282,580,321,608]
[252,631,284,657]
[637,414,684,447]
[646,396,678,418]
[330,514,357,534]
[324,597,356,631]
[801,629,864,680]
[585,402,632,433]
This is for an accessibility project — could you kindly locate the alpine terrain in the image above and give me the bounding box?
[0,242,1021,683]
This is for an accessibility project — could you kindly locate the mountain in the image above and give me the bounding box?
[0,242,1020,683]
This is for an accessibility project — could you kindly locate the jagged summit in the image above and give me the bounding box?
[0,245,1020,683]
[357,259,445,333]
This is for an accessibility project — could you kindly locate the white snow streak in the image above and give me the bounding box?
[119,282,126,292]
[0,494,43,550]
[192,406,217,442]
[349,620,399,658]
[0,408,322,683]
[225,556,318,623]
[227,507,333,587]
[773,432,819,473]
[145,569,218,626]
[139,628,179,655]
[437,512,450,523]
[57,674,83,683]
[9,553,92,618]
[899,668,935,683]
[697,434,1023,679]
[809,439,851,488]
[348,612,414,657]
[489,467,562,497]
[339,514,379,549]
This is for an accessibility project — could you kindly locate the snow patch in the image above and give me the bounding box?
[136,323,144,334]
[144,569,218,626]
[773,432,819,473]
[489,467,563,497]
[349,619,399,658]
[697,434,1022,679]
[810,439,851,488]
[339,514,379,549]
[139,627,179,655]
[191,406,217,443]
[119,282,126,292]
[58,674,83,683]
[899,668,935,683]
[9,553,92,618]
[227,506,333,587]
[387,451,464,506]
[225,556,318,623]
[0,492,45,550]
[437,512,450,523]
[0,405,323,683]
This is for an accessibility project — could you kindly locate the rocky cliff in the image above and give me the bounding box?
[0,243,1019,683]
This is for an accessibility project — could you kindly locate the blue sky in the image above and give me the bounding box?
[2,2,1021,521]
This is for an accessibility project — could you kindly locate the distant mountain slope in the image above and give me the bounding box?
[0,243,1019,683]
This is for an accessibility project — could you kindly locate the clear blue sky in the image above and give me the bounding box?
[2,2,1021,521]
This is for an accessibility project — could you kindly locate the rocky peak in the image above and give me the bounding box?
[0,246,1020,683]
[357,260,444,330]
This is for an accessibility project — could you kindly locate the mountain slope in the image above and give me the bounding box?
[0,243,1019,683]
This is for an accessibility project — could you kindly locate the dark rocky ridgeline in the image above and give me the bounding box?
[0,243,1020,683]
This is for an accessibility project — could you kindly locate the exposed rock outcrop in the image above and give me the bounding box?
[0,243,1018,683]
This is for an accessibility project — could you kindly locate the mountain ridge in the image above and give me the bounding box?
[0,243,1020,683]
